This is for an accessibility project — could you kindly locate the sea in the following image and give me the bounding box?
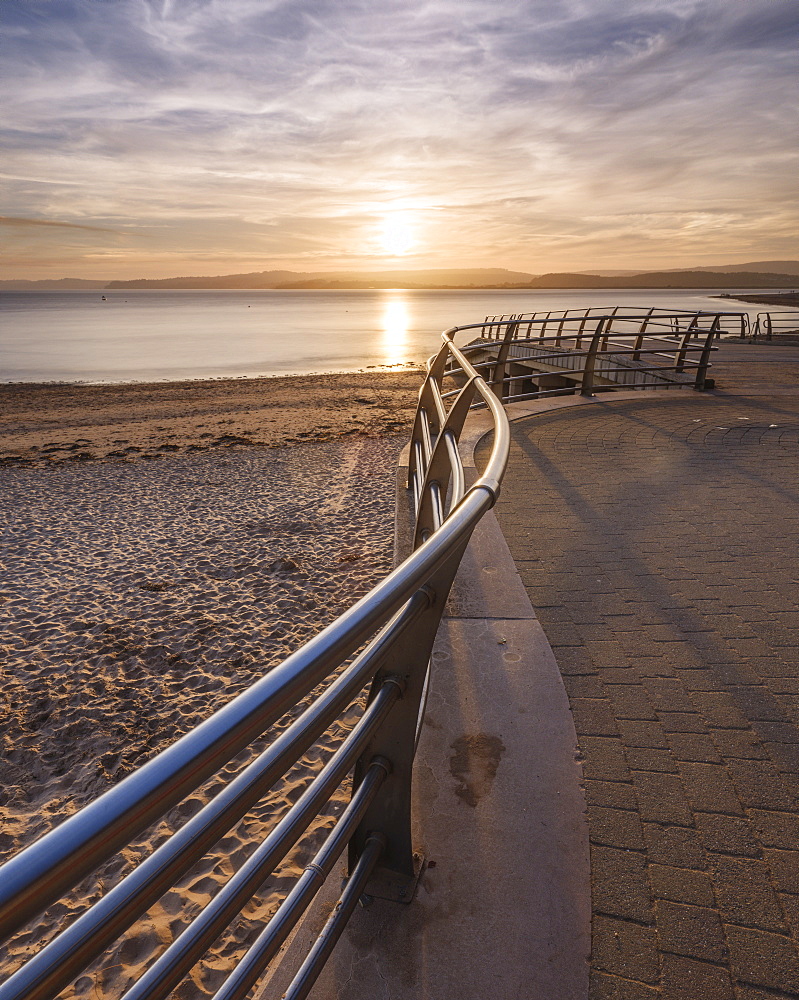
[0,287,770,384]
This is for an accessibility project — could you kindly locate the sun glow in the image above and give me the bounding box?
[379,213,416,256]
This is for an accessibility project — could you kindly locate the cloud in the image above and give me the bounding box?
[1,0,797,276]
[0,216,118,233]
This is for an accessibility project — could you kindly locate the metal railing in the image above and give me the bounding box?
[752,311,799,340]
[482,305,750,341]
[470,308,741,399]
[0,330,509,1000]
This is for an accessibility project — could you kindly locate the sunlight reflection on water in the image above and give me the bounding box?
[380,293,411,365]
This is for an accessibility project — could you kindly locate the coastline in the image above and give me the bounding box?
[0,369,423,467]
[715,291,799,307]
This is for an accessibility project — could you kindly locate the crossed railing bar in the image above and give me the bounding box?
[0,328,509,1000]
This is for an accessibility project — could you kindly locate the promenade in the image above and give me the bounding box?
[489,342,799,999]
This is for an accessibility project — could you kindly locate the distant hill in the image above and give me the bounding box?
[0,277,110,290]
[520,270,799,289]
[2,262,798,291]
[674,260,799,276]
[105,267,537,289]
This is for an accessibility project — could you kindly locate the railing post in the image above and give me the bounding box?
[632,307,654,360]
[490,318,519,401]
[581,318,606,396]
[575,309,589,349]
[675,312,700,373]
[694,315,720,391]
[347,535,470,901]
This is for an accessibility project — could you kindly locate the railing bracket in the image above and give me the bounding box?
[363,850,426,904]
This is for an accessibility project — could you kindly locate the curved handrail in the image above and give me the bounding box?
[0,325,510,1000]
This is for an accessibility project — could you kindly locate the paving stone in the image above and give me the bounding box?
[658,710,709,734]
[632,771,693,825]
[764,849,799,895]
[764,746,799,781]
[695,814,760,857]
[624,748,679,774]
[693,692,752,729]
[779,893,799,939]
[661,953,734,1000]
[733,986,799,1000]
[678,762,745,815]
[579,736,632,782]
[585,779,639,810]
[754,722,799,744]
[592,915,660,984]
[589,971,660,1000]
[656,899,728,962]
[724,925,799,994]
[591,845,653,923]
[728,686,788,723]
[564,674,607,699]
[643,823,708,870]
[589,805,646,850]
[572,698,623,736]
[666,732,723,763]
[605,685,659,721]
[749,811,799,850]
[641,678,696,712]
[710,728,770,761]
[617,721,669,749]
[727,760,797,812]
[708,855,787,932]
[649,864,716,907]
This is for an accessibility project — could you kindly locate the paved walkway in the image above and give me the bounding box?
[486,344,799,999]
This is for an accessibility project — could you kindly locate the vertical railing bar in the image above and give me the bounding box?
[280,833,386,1000]
[117,682,402,1000]
[0,595,429,1000]
[444,430,465,507]
[209,761,388,1000]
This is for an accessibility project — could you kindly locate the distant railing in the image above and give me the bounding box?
[469,308,745,398]
[0,329,509,1000]
[752,311,799,341]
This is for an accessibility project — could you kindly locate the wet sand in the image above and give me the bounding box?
[0,372,419,997]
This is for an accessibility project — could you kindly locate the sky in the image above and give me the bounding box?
[2,0,798,280]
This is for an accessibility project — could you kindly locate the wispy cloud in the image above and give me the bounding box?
[0,216,118,232]
[1,0,797,277]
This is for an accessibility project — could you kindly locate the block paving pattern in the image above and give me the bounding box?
[488,391,799,999]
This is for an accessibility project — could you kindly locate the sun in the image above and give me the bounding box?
[379,214,415,256]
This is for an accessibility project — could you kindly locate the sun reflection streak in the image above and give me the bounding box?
[380,293,410,365]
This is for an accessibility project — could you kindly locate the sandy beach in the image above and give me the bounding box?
[0,371,420,997]
[0,369,422,467]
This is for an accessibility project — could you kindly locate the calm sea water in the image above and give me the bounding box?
[0,287,763,384]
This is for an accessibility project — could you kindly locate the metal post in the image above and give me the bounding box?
[632,307,654,361]
[581,318,606,396]
[348,532,472,900]
[675,312,700,373]
[694,315,720,391]
[490,319,519,402]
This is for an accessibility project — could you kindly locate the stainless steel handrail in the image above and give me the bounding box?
[468,310,731,398]
[0,325,511,1000]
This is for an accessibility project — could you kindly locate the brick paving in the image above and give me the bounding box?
[483,350,799,999]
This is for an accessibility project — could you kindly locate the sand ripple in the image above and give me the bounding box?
[0,435,401,997]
